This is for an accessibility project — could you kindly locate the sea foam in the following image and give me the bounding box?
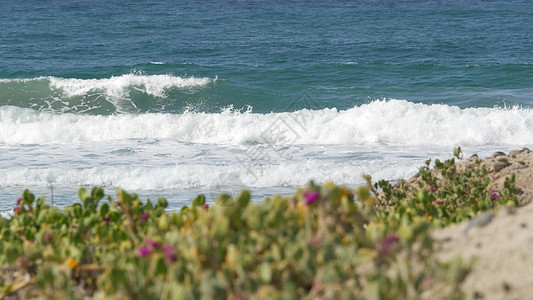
[0,74,214,99]
[49,74,213,99]
[1,99,532,146]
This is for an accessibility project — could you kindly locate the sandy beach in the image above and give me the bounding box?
[433,148,533,300]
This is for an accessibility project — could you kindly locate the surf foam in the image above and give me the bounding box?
[1,99,533,146]
[48,74,213,99]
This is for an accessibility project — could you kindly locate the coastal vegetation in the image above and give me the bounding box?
[0,149,519,299]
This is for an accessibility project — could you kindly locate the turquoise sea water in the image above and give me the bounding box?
[1,0,533,210]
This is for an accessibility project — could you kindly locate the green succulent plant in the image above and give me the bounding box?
[0,149,518,299]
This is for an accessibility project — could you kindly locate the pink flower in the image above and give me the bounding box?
[429,185,436,193]
[103,216,110,222]
[146,239,159,250]
[140,213,148,221]
[71,225,78,229]
[202,204,209,210]
[379,235,400,254]
[491,193,501,200]
[16,256,29,267]
[16,198,23,205]
[303,191,320,206]
[44,232,53,244]
[163,244,177,263]
[138,247,152,257]
[13,206,22,215]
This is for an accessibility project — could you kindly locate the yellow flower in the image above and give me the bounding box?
[65,258,79,269]
[342,236,350,245]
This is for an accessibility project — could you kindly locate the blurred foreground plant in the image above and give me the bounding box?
[0,150,517,299]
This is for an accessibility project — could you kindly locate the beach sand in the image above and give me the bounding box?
[433,148,533,300]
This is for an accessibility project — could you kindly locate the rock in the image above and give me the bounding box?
[496,157,509,163]
[502,282,512,293]
[522,147,531,153]
[509,150,521,157]
[493,161,511,172]
[491,151,506,158]
[463,212,495,234]
[470,154,479,159]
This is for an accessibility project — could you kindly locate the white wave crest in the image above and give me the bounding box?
[48,74,213,99]
[1,99,533,146]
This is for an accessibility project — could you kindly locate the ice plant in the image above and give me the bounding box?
[303,190,320,206]
[379,235,400,254]
[16,198,22,205]
[146,239,159,250]
[491,193,501,200]
[16,256,29,268]
[103,216,110,222]
[429,184,436,193]
[13,206,22,215]
[138,247,152,257]
[202,203,209,210]
[44,232,53,244]
[140,213,149,221]
[163,244,177,263]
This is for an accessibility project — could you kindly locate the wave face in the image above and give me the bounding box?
[1,99,532,147]
[0,75,215,114]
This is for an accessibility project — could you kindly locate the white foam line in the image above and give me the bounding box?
[1,99,533,146]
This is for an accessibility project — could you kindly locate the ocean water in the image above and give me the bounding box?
[1,0,533,211]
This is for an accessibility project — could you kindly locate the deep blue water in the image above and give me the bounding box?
[2,0,533,113]
[1,0,533,210]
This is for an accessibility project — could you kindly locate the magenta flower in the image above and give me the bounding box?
[13,206,22,215]
[379,235,400,254]
[491,193,501,200]
[429,184,436,193]
[140,213,148,221]
[146,239,159,249]
[303,190,320,206]
[103,216,110,222]
[138,247,152,257]
[16,198,22,205]
[16,256,29,267]
[44,232,53,244]
[163,244,177,263]
[202,204,209,210]
[71,225,78,229]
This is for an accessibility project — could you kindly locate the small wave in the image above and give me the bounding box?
[0,158,422,191]
[48,74,213,99]
[0,74,215,114]
[1,99,533,146]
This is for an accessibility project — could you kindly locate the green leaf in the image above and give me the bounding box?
[259,262,272,283]
[78,188,89,202]
[91,187,105,201]
[100,203,110,216]
[192,194,206,207]
[156,197,168,209]
[23,189,35,204]
[5,244,21,263]
[154,256,168,277]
